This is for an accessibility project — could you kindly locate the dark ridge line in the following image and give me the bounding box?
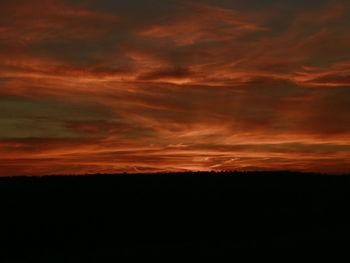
[0,170,349,179]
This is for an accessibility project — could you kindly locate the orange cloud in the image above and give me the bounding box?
[139,3,267,45]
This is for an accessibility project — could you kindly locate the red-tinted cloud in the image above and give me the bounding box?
[1,0,350,176]
[0,0,120,45]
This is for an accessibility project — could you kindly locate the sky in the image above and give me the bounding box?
[1,0,350,176]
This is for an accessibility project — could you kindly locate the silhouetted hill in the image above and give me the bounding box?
[1,170,348,192]
[1,171,350,259]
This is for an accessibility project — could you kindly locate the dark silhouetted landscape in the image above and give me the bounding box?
[2,171,350,259]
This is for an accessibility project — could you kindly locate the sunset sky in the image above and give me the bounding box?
[1,0,350,176]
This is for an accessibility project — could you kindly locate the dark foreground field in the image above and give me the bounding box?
[1,171,350,258]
